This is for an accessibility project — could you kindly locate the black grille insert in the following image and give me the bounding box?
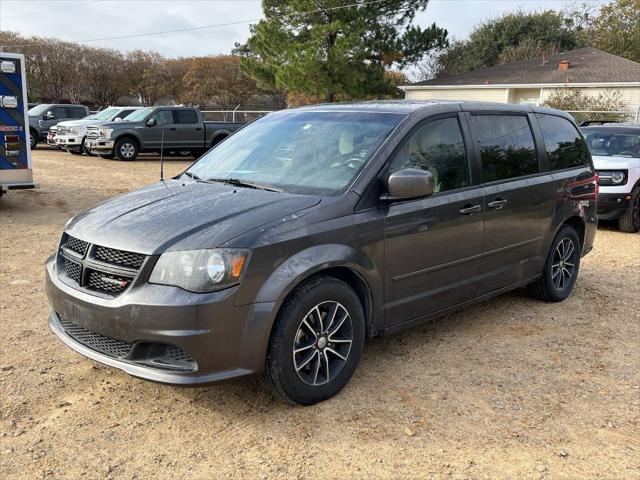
[60,317,133,358]
[64,258,82,283]
[87,270,132,295]
[58,235,146,297]
[95,245,145,269]
[65,236,88,256]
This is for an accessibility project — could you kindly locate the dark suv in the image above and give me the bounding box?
[45,101,597,405]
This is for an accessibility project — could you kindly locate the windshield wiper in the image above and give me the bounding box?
[206,177,283,193]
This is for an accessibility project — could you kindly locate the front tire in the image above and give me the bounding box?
[265,276,365,405]
[115,138,139,161]
[529,225,581,302]
[618,186,639,233]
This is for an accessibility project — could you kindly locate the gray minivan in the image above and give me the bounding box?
[45,101,598,405]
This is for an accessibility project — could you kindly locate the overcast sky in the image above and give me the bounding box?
[0,0,613,58]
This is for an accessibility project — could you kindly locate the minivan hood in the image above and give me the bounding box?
[66,179,321,254]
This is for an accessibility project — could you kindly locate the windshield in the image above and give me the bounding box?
[187,111,403,195]
[28,104,51,116]
[583,129,640,157]
[123,107,154,122]
[94,107,120,120]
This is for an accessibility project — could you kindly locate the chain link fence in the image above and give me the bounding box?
[566,108,640,126]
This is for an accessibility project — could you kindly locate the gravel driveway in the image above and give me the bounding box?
[1,149,638,479]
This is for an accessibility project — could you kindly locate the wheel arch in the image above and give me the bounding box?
[562,215,586,249]
[252,245,381,339]
[209,132,229,148]
[115,133,141,149]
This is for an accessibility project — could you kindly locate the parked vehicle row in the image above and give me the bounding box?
[46,101,599,405]
[28,103,90,149]
[38,105,244,161]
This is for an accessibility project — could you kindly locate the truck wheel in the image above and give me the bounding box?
[30,130,38,150]
[264,276,365,405]
[529,225,581,302]
[115,138,139,161]
[69,148,83,156]
[81,138,96,156]
[618,187,639,233]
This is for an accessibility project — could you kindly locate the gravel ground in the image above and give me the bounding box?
[1,149,639,479]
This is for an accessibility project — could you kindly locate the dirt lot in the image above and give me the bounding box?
[1,148,639,479]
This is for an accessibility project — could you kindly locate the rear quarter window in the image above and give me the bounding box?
[175,110,198,124]
[473,114,538,182]
[536,114,589,170]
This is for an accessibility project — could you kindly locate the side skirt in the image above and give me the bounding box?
[382,274,542,336]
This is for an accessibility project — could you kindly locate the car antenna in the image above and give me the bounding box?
[160,130,165,182]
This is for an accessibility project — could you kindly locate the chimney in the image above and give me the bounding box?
[558,60,571,71]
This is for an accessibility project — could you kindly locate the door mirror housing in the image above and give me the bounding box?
[384,168,434,201]
[146,117,157,127]
[44,111,55,120]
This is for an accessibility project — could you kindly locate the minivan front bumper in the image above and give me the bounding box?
[45,255,276,385]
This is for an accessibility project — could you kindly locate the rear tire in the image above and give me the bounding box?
[618,186,639,233]
[264,276,365,405]
[115,138,139,161]
[529,225,581,302]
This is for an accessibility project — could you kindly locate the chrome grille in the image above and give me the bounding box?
[85,126,99,139]
[59,234,146,297]
[95,246,145,269]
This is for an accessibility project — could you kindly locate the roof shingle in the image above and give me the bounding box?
[407,48,640,86]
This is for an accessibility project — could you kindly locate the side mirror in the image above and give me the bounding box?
[114,117,123,122]
[384,168,434,201]
[44,111,55,120]
[146,117,156,127]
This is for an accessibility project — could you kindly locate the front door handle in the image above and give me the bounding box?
[488,198,508,209]
[459,204,482,215]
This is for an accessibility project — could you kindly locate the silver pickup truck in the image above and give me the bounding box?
[85,106,244,160]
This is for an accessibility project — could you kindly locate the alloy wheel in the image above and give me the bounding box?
[551,237,576,291]
[292,301,353,386]
[120,143,135,159]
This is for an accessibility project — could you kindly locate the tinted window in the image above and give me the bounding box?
[474,115,538,182]
[387,117,469,193]
[537,114,589,169]
[174,109,198,124]
[51,107,67,119]
[149,110,173,126]
[68,107,86,118]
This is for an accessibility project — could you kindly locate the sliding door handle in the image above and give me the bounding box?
[488,199,508,209]
[459,204,482,215]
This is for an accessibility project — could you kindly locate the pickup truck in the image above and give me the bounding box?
[28,103,90,149]
[55,106,140,155]
[85,106,243,161]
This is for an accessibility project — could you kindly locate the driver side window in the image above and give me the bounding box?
[149,110,173,127]
[387,117,469,193]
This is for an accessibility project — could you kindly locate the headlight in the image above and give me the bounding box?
[98,128,113,138]
[149,249,249,293]
[597,170,627,186]
[610,171,625,184]
[69,127,80,135]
